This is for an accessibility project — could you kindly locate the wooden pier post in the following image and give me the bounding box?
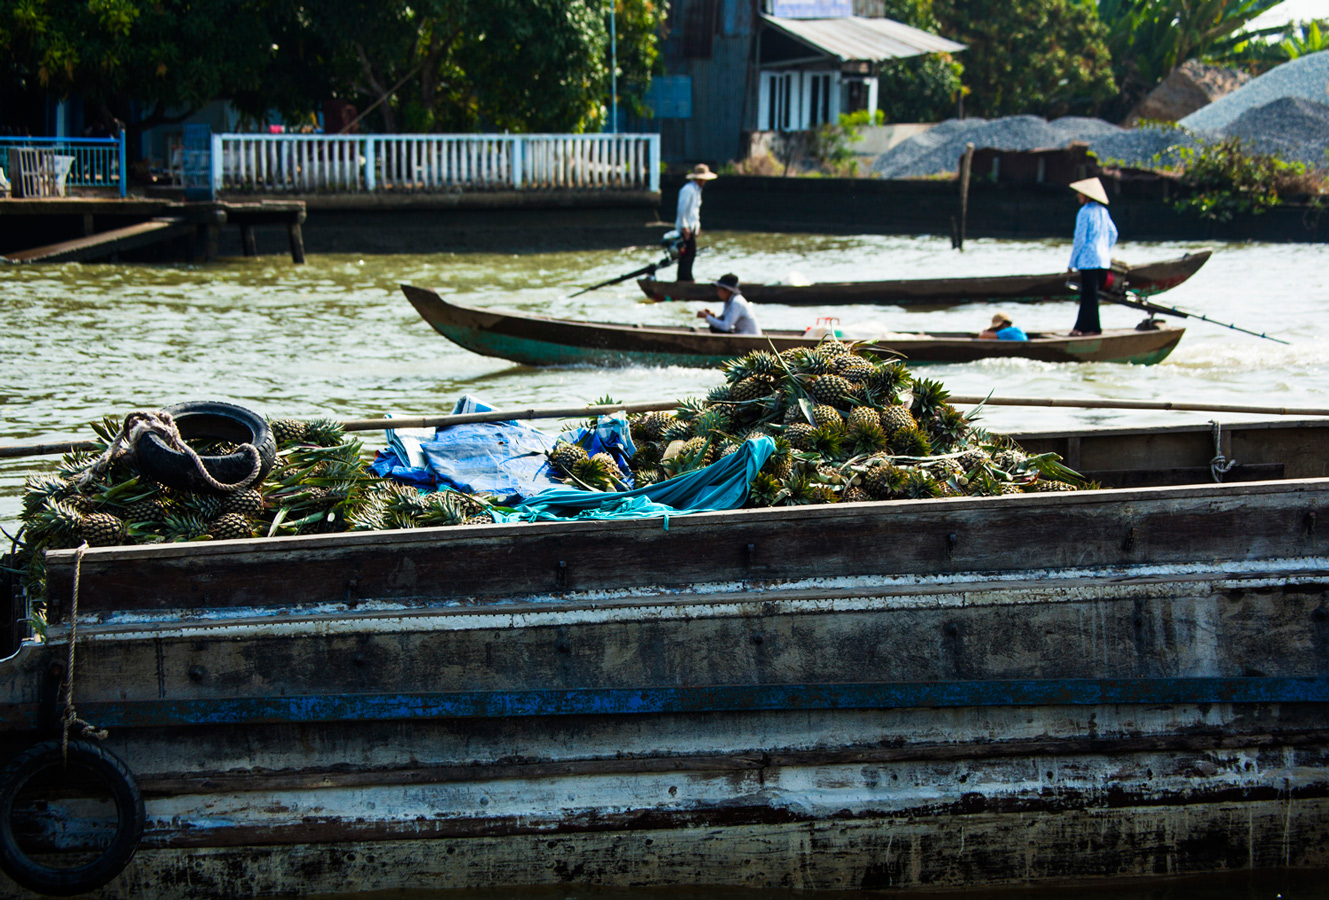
[287,219,306,264]
[241,224,258,257]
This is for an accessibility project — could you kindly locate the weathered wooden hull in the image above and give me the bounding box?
[400,284,1185,367]
[636,249,1213,306]
[2,419,1328,899]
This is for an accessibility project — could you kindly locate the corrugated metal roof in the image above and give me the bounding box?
[760,14,965,62]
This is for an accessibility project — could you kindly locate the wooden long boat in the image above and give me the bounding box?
[402,285,1185,367]
[636,249,1213,306]
[1,417,1328,898]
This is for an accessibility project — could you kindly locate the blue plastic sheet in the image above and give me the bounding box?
[370,395,561,503]
[494,436,774,524]
[556,411,638,489]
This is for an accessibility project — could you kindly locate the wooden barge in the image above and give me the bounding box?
[1,417,1328,898]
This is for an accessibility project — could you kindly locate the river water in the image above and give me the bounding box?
[2,232,1327,529]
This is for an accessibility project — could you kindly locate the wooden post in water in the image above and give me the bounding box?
[240,224,258,257]
[287,222,306,264]
[955,142,975,251]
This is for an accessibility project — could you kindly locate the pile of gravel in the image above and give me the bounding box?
[1180,50,1329,132]
[870,115,1202,177]
[871,116,1122,178]
[1219,96,1329,167]
[1088,124,1202,169]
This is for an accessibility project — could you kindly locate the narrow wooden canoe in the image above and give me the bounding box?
[2,418,1327,898]
[402,284,1185,367]
[636,249,1213,306]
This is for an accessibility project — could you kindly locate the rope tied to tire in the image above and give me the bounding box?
[76,409,262,493]
[61,543,107,767]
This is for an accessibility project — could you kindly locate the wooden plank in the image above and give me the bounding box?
[2,217,193,263]
[43,479,1329,617]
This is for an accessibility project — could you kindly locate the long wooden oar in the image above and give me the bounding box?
[1105,292,1290,344]
[4,395,1329,461]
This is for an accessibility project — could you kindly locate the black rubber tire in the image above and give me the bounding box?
[0,740,144,896]
[135,401,276,494]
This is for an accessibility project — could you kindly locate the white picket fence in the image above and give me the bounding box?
[212,133,661,194]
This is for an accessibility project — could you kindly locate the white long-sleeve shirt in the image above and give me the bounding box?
[675,180,702,234]
[706,292,760,335]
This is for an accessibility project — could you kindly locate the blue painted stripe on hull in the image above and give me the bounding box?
[6,677,1327,731]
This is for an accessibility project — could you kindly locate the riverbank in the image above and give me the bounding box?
[4,174,1321,263]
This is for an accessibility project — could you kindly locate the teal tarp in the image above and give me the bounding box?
[493,437,775,525]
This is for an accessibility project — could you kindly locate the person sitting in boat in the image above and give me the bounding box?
[675,163,718,282]
[697,273,760,335]
[1067,176,1117,337]
[979,312,1027,341]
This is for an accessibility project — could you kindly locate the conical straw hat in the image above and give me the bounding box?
[1069,177,1109,205]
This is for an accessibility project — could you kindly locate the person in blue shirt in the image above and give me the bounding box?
[979,312,1027,341]
[1067,176,1118,336]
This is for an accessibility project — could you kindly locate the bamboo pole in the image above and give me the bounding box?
[4,396,1329,461]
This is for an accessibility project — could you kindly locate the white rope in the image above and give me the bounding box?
[61,543,107,766]
[1210,420,1238,483]
[77,410,261,493]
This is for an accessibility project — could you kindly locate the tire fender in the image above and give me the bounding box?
[0,740,144,896]
[135,400,277,494]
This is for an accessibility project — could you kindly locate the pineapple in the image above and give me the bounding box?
[809,374,854,407]
[784,423,816,450]
[889,425,933,457]
[811,404,843,430]
[731,376,774,402]
[879,405,917,435]
[208,513,254,541]
[640,410,675,440]
[1035,480,1078,492]
[863,460,903,499]
[847,407,880,431]
[898,469,942,500]
[549,441,589,474]
[464,513,495,525]
[161,512,209,542]
[691,407,731,439]
[305,418,346,447]
[843,484,871,503]
[269,418,309,446]
[221,488,264,516]
[706,383,733,404]
[570,454,620,491]
[677,436,712,467]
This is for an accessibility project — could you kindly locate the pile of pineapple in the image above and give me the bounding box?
[12,414,495,607]
[548,340,1089,506]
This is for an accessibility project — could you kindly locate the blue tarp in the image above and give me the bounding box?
[370,396,561,503]
[494,436,775,524]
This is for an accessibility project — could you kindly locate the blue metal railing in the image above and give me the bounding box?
[0,135,127,198]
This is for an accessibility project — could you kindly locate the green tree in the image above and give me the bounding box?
[872,0,963,122]
[300,0,666,133]
[1097,0,1284,111]
[933,0,1116,118]
[610,0,668,121]
[0,0,322,137]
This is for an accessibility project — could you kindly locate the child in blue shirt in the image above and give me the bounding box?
[980,312,1027,341]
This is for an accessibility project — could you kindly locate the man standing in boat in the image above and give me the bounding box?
[675,163,718,282]
[1067,177,1117,336]
[697,273,760,335]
